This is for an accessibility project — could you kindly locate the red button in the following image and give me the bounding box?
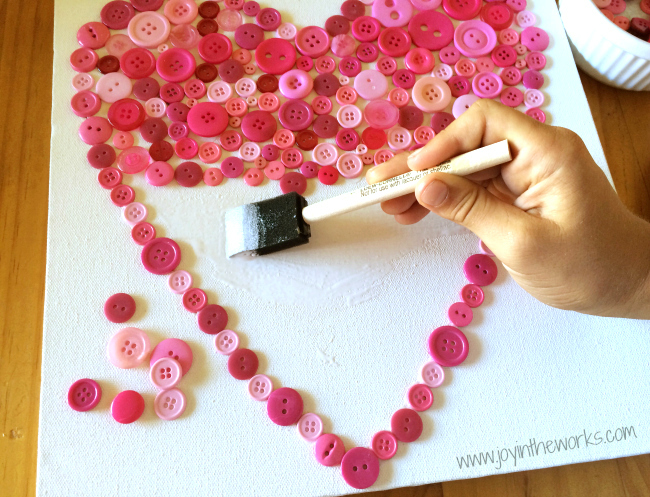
[390,408,423,443]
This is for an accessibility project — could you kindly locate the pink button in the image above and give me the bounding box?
[452,93,480,118]
[404,47,434,74]
[68,378,102,412]
[111,390,145,424]
[112,185,136,207]
[312,95,333,115]
[281,148,303,169]
[170,23,200,49]
[432,64,453,81]
[277,22,297,40]
[182,287,207,312]
[144,161,173,186]
[217,8,243,31]
[315,55,336,74]
[500,66,522,86]
[166,270,192,294]
[104,293,136,323]
[331,34,355,57]
[507,0,527,11]
[156,47,196,82]
[113,131,134,150]
[524,89,544,108]
[454,20,497,57]
[377,27,411,57]
[313,143,339,166]
[117,146,150,175]
[501,87,524,107]
[72,73,94,92]
[128,12,171,48]
[108,327,151,369]
[374,148,395,165]
[164,0,198,25]
[412,76,451,112]
[77,22,110,49]
[371,431,398,460]
[387,87,408,107]
[108,99,146,132]
[79,116,112,145]
[87,144,116,169]
[421,360,445,387]
[204,166,224,185]
[372,0,412,27]
[295,26,331,58]
[120,48,156,79]
[185,102,229,137]
[525,107,546,123]
[70,90,101,117]
[376,56,397,76]
[428,325,469,367]
[295,55,314,72]
[481,2,514,31]
[439,45,461,64]
[336,104,363,129]
[491,44,517,67]
[414,126,435,145]
[448,75,469,98]
[298,413,324,442]
[144,98,167,118]
[98,167,122,189]
[351,16,380,42]
[408,383,433,411]
[335,153,363,178]
[255,38,296,74]
[521,26,549,51]
[300,161,319,178]
[273,129,295,149]
[267,387,303,426]
[149,338,193,376]
[154,388,186,420]
[106,34,137,57]
[353,69,387,100]
[70,47,98,72]
[315,434,346,466]
[215,329,240,354]
[526,51,546,70]
[264,161,285,180]
[443,0,481,20]
[227,348,259,380]
[96,72,133,103]
[391,408,423,442]
[141,237,182,275]
[198,33,233,64]
[408,11,454,50]
[225,97,248,118]
[256,7,281,30]
[448,302,473,327]
[464,253,498,285]
[239,142,261,162]
[472,71,503,99]
[364,99,399,130]
[460,283,484,308]
[243,168,264,186]
[279,69,313,99]
[279,172,307,195]
[341,447,380,489]
[279,99,313,131]
[515,10,536,27]
[499,28,519,46]
[175,137,198,159]
[387,126,412,151]
[150,357,182,390]
[248,374,273,400]
[336,86,357,106]
[122,202,147,226]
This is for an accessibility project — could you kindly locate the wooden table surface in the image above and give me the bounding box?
[1,0,649,495]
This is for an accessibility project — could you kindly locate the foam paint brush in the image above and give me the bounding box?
[225,140,512,258]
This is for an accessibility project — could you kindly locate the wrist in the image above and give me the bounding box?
[621,218,650,320]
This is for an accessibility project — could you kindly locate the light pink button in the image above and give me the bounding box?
[476,56,495,73]
[372,431,398,460]
[472,71,503,99]
[248,374,274,400]
[107,327,151,369]
[154,388,186,420]
[374,148,395,165]
[145,98,167,118]
[258,92,280,112]
[331,34,356,57]
[387,87,408,107]
[215,329,240,355]
[337,153,363,178]
[273,129,295,149]
[239,142,261,161]
[312,143,339,166]
[414,126,435,144]
[217,8,243,31]
[421,360,445,388]
[387,126,412,151]
[452,93,479,118]
[122,202,148,226]
[105,34,137,58]
[168,270,192,293]
[524,89,544,108]
[354,69,388,100]
[128,12,171,48]
[264,161,285,180]
[516,10,536,28]
[96,72,133,103]
[298,413,324,442]
[235,77,256,97]
[279,69,314,99]
[312,95,333,114]
[372,0,413,28]
[277,22,297,40]
[164,0,198,25]
[146,161,175,186]
[204,167,224,185]
[150,357,182,390]
[337,104,363,128]
[432,64,453,81]
[412,76,451,112]
[170,23,200,49]
[339,75,350,86]
[207,81,232,103]
[408,383,433,411]
[72,73,94,92]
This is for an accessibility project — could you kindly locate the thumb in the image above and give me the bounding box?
[415,172,531,251]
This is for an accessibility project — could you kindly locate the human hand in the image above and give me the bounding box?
[366,100,650,319]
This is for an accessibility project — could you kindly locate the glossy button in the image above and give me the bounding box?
[295,26,331,58]
[371,431,398,460]
[454,20,497,57]
[421,360,445,388]
[198,33,233,64]
[341,447,380,489]
[412,76,451,112]
[111,390,145,424]
[267,387,303,426]
[68,379,102,412]
[79,116,113,145]
[279,99,313,131]
[104,293,136,323]
[227,348,259,380]
[197,304,228,334]
[464,253,498,285]
[186,102,229,137]
[256,7,281,30]
[521,26,549,51]
[428,325,469,367]
[128,12,171,48]
[108,327,151,369]
[77,22,110,49]
[472,72,503,99]
[141,237,181,275]
[254,38,296,74]
[279,69,313,99]
[71,90,101,117]
[408,383,433,411]
[108,99,146,132]
[391,408,423,442]
[443,0,481,20]
[448,302,473,327]
[248,374,273,400]
[298,413,324,442]
[377,27,411,57]
[460,283,484,307]
[154,388,186,420]
[214,329,240,354]
[408,10,454,50]
[156,47,196,82]
[353,69,388,100]
[70,47,99,73]
[364,99,399,129]
[96,72,133,103]
[315,434,345,466]
[150,357,182,390]
[111,184,136,207]
[164,0,198,25]
[131,221,155,244]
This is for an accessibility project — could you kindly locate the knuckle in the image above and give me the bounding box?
[448,187,484,226]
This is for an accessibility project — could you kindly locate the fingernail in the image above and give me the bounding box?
[407,147,423,166]
[420,180,449,207]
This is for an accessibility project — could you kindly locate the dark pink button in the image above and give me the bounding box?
[198,33,233,64]
[279,172,307,195]
[150,338,193,376]
[149,140,174,161]
[111,390,145,424]
[339,56,362,77]
[68,379,102,412]
[101,0,135,29]
[523,69,544,89]
[131,0,164,10]
[218,59,245,83]
[460,283,484,308]
[234,23,265,49]
[175,161,203,187]
[336,128,360,151]
[267,387,303,426]
[480,2,514,31]
[160,82,185,103]
[262,143,280,161]
[315,434,345,466]
[186,102,229,137]
[156,48,196,82]
[448,75,470,98]
[279,99,313,131]
[501,87,524,107]
[88,144,116,169]
[241,110,277,142]
[228,348,259,380]
[428,325,469,367]
[463,253,498,285]
[220,156,244,178]
[448,302,473,327]
[131,221,156,245]
[71,91,101,117]
[197,304,228,334]
[133,77,160,100]
[408,11,454,50]
[256,7,281,30]
[492,44,517,67]
[351,16,380,42]
[377,27,411,57]
[139,117,168,143]
[300,161,320,178]
[361,127,387,149]
[166,101,190,122]
[254,38,296,74]
[430,112,455,133]
[390,408,423,443]
[111,184,136,207]
[392,69,415,89]
[314,73,341,97]
[141,237,181,275]
[168,122,189,141]
[120,47,156,79]
[107,99,146,132]
[313,114,339,139]
[341,447,379,489]
[326,15,350,36]
[104,293,136,323]
[443,0,481,20]
[182,287,207,313]
[341,0,365,20]
[357,42,378,62]
[399,105,424,130]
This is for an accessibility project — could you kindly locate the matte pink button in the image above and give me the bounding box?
[526,51,546,70]
[364,99,399,130]
[404,47,435,74]
[164,0,198,24]
[248,374,273,400]
[500,66,522,86]
[337,104,363,129]
[298,413,324,441]
[106,34,137,57]
[408,383,433,411]
[448,302,473,327]
[70,47,99,72]
[472,71,503,99]
[112,184,136,207]
[274,129,295,149]
[295,26,331,58]
[96,72,133,103]
[182,287,207,312]
[264,161,285,180]
[421,360,445,387]
[374,148,395,165]
[341,448,380,489]
[79,116,113,145]
[77,22,110,49]
[113,131,134,150]
[315,433,346,466]
[156,48,196,82]
[387,126,412,151]
[501,87,524,107]
[388,87,408,107]
[281,148,303,169]
[131,221,155,245]
[455,58,476,77]
[443,0,481,20]
[525,107,546,123]
[408,10,454,50]
[521,26,549,51]
[120,48,156,79]
[439,44,461,64]
[224,98,247,118]
[391,408,423,442]
[258,92,280,112]
[464,253,498,285]
[198,33,233,64]
[111,390,145,424]
[104,293,136,323]
[454,20,497,57]
[72,73,94,92]
[279,99,313,131]
[87,144,116,169]
[460,283,484,308]
[131,0,164,10]
[353,69,388,100]
[167,270,192,294]
[68,379,102,412]
[277,22,297,40]
[150,357,182,390]
[300,161,320,178]
[145,161,173,186]
[452,94,480,118]
[154,388,186,420]
[228,348,258,380]
[279,172,307,194]
[268,387,303,426]
[428,325,469,367]
[372,431,398,460]
[377,27,411,57]
[215,329,239,354]
[71,90,101,117]
[412,76,451,112]
[141,237,181,275]
[492,44,517,68]
[145,98,167,118]
[108,327,151,369]
[197,304,229,334]
[414,126,435,144]
[98,167,122,189]
[128,12,171,48]
[204,166,224,185]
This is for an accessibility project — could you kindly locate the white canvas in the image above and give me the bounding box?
[39,0,649,496]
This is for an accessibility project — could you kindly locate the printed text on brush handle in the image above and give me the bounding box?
[358,160,452,198]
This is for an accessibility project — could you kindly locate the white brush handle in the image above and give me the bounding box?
[302,140,511,224]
